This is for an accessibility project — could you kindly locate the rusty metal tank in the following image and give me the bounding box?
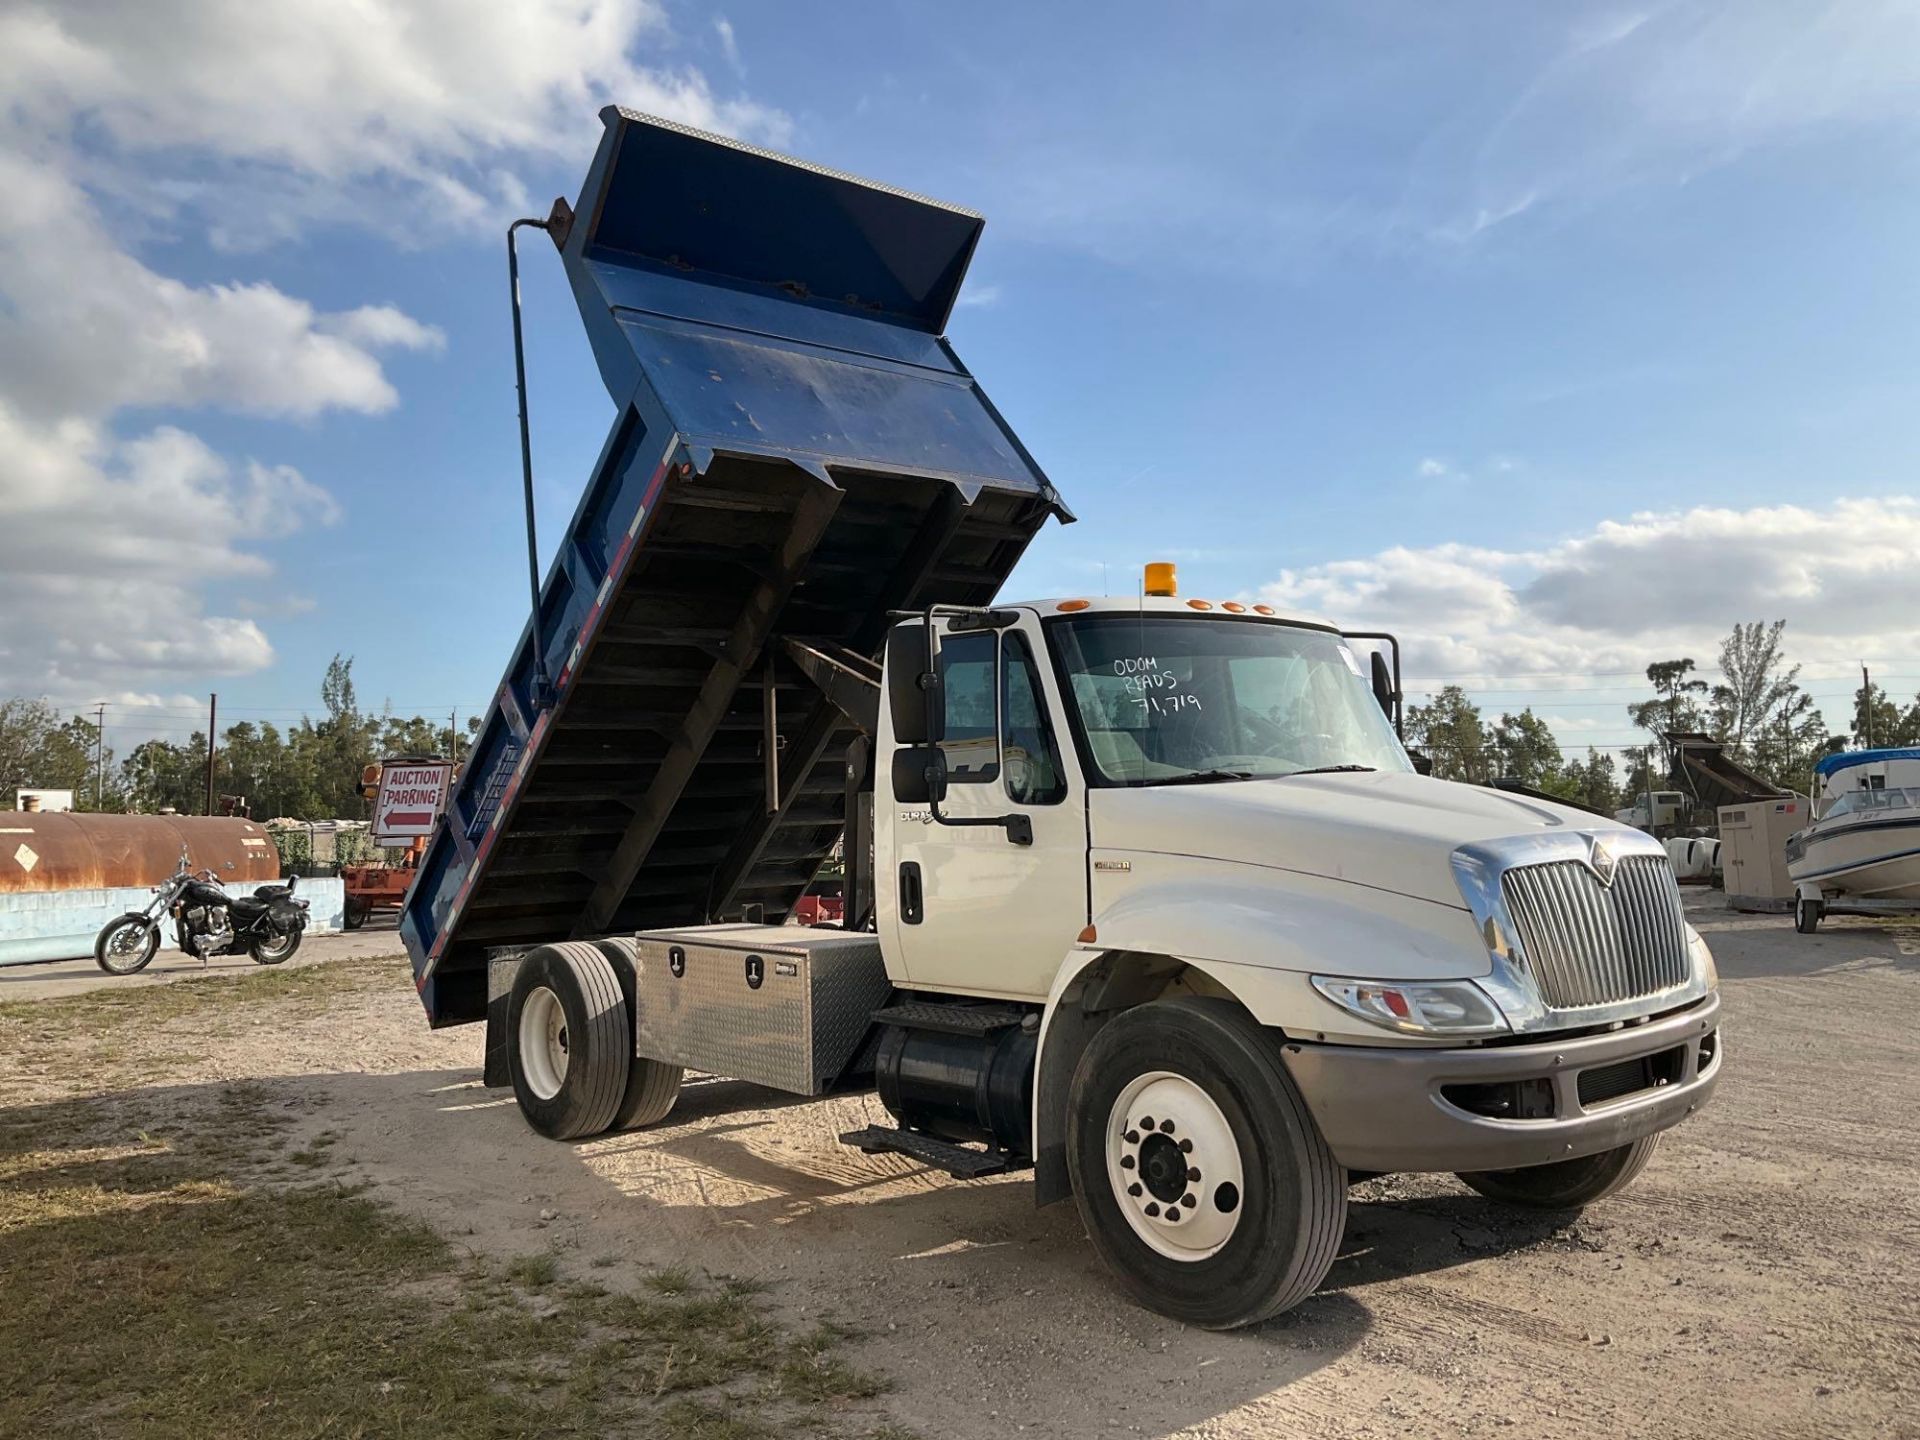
[0,813,280,893]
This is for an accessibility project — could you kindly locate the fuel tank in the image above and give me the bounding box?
[0,813,280,894]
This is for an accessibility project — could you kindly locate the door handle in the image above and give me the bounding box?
[898,862,923,925]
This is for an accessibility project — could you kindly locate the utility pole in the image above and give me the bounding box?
[1862,664,1874,747]
[450,709,459,764]
[92,703,106,810]
[205,693,218,816]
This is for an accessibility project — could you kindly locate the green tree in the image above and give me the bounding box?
[1554,748,1621,814]
[22,654,470,821]
[1490,708,1564,789]
[1628,659,1708,751]
[1709,622,1796,753]
[1406,686,1493,783]
[1851,679,1920,749]
[120,735,207,814]
[1620,743,1660,801]
[0,700,114,809]
[1704,621,1828,793]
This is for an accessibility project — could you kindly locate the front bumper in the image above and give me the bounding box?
[1281,992,1721,1173]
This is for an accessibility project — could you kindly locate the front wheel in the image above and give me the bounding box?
[95,915,161,975]
[1066,997,1347,1330]
[1795,896,1823,934]
[1457,1135,1660,1209]
[250,930,302,966]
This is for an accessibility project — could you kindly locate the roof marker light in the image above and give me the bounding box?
[1223,601,1247,613]
[1057,599,1091,612]
[1253,604,1276,616]
[1187,598,1213,611]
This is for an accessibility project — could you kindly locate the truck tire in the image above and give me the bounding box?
[1065,997,1347,1330]
[343,896,371,930]
[594,938,684,1131]
[507,942,632,1140]
[1457,1135,1660,1209]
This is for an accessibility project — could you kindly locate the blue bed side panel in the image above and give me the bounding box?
[400,109,1059,1019]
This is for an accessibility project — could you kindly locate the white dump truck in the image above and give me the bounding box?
[402,110,1722,1329]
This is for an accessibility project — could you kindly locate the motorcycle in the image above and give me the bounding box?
[94,849,310,975]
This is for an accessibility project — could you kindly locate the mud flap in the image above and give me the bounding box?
[484,952,521,1087]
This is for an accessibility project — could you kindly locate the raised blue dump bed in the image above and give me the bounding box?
[402,109,1069,1025]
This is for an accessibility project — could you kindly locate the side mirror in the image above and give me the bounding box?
[1409,748,1435,777]
[1370,650,1396,720]
[886,624,944,745]
[891,745,948,805]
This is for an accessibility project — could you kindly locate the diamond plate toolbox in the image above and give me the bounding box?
[629,924,890,1095]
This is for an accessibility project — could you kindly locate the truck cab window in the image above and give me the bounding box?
[1002,633,1067,805]
[939,631,1000,783]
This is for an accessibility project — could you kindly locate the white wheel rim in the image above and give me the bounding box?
[519,986,570,1101]
[1106,1070,1245,1262]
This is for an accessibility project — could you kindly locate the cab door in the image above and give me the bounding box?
[883,619,1087,1000]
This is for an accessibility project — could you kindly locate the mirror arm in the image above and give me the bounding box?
[925,793,1033,846]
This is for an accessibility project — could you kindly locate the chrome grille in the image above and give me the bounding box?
[1499,855,1689,1010]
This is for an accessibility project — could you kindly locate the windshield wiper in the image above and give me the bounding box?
[1150,768,1256,786]
[1281,764,1378,778]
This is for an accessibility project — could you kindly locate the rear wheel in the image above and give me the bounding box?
[1457,1135,1660,1209]
[95,916,160,975]
[250,930,302,965]
[594,938,684,1130]
[1795,896,1823,934]
[508,942,631,1140]
[343,896,371,930]
[1066,997,1347,1330]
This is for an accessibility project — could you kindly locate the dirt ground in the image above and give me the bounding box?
[5,894,1917,1438]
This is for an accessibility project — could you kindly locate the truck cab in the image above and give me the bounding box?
[403,109,1721,1331]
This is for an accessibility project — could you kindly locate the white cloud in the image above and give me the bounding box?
[0,1,789,239]
[1434,0,1920,242]
[0,402,340,697]
[1258,497,1920,698]
[0,153,444,422]
[957,283,1004,309]
[1417,457,1452,479]
[715,16,744,77]
[0,0,785,702]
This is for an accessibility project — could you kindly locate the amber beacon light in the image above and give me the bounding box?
[1144,562,1178,597]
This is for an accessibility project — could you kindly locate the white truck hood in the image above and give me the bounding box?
[1089,770,1625,909]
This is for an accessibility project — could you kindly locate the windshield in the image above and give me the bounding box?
[1049,615,1412,785]
[1821,786,1920,820]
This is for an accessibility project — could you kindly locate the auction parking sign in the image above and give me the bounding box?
[373,762,454,842]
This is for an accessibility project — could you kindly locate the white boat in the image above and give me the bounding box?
[1786,749,1920,929]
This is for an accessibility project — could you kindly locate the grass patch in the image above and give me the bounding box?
[646,1263,696,1295]
[504,1249,561,1289]
[0,983,895,1438]
[0,953,405,1032]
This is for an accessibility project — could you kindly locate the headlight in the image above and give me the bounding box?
[1310,976,1510,1037]
[1688,927,1718,991]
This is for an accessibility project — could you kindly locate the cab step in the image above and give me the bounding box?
[839,1125,1026,1180]
[868,1000,1034,1036]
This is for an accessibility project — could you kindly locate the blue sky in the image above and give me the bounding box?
[3,0,1918,762]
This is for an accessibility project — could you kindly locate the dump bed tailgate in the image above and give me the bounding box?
[401,110,1067,1025]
